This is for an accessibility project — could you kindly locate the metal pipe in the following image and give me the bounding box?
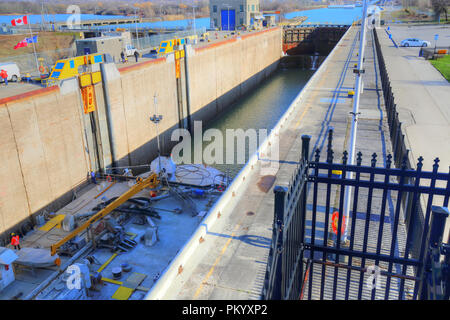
[183,44,193,133]
[135,7,139,50]
[342,0,369,241]
[100,62,118,171]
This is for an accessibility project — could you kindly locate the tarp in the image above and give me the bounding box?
[14,248,59,268]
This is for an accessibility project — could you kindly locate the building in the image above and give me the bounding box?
[76,36,125,63]
[209,0,262,30]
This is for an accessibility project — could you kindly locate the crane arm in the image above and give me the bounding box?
[50,174,159,256]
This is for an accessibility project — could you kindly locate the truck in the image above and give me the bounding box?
[124,44,137,57]
[0,62,21,82]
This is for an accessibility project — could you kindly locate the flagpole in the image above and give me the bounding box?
[27,15,40,76]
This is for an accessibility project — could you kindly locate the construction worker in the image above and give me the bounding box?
[10,233,20,250]
[134,50,139,63]
[120,51,125,63]
[0,69,8,86]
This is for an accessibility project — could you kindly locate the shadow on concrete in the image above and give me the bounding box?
[205,230,271,249]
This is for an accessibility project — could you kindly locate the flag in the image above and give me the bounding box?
[11,16,28,26]
[26,35,38,44]
[14,39,28,50]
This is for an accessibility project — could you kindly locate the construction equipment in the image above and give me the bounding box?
[96,219,137,253]
[157,35,198,57]
[48,53,104,82]
[50,173,160,256]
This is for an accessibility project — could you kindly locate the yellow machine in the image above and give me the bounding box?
[157,39,176,56]
[50,173,160,256]
[157,35,198,56]
[41,53,104,88]
[47,53,104,82]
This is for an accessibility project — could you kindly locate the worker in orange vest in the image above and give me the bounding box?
[10,233,20,250]
[0,69,8,86]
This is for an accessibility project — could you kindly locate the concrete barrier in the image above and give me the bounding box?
[0,27,283,242]
[145,25,354,300]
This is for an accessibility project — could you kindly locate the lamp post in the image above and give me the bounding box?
[193,5,197,37]
[150,94,163,175]
[134,6,140,50]
[159,4,164,32]
[342,0,369,242]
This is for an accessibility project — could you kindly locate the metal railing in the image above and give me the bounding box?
[262,132,450,300]
[373,28,409,169]
[0,47,76,75]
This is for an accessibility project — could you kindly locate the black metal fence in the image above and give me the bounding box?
[263,133,450,300]
[262,136,311,300]
[373,28,429,259]
[373,29,409,170]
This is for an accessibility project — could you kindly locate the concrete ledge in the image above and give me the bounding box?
[195,27,280,53]
[0,86,59,107]
[118,57,167,74]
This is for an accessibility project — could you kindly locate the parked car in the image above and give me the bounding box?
[0,62,21,82]
[400,38,431,47]
[124,44,137,57]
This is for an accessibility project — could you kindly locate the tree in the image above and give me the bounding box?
[431,0,449,21]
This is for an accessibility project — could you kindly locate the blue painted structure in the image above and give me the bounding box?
[221,9,236,31]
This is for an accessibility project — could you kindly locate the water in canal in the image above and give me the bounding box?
[202,67,315,179]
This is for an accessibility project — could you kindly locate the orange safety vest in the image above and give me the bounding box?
[0,70,7,79]
[11,235,19,246]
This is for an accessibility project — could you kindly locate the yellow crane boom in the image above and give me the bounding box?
[50,174,159,256]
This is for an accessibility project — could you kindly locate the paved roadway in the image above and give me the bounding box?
[164,26,401,299]
[388,24,450,48]
[379,24,450,244]
[379,24,450,171]
[0,82,43,100]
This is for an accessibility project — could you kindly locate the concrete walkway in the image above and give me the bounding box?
[378,25,450,171]
[160,26,396,300]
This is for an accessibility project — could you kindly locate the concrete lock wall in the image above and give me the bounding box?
[188,28,282,122]
[0,86,90,238]
[0,27,282,238]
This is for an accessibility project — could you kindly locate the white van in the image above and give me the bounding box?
[124,44,137,57]
[0,62,21,82]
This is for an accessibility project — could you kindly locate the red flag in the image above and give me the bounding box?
[11,16,28,26]
[14,39,28,50]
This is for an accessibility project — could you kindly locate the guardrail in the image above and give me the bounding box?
[373,28,408,169]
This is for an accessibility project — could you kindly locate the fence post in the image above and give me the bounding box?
[301,135,311,162]
[272,186,287,299]
[421,206,449,300]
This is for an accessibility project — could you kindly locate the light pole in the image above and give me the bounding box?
[192,5,197,37]
[159,4,164,32]
[150,94,163,175]
[342,0,369,242]
[134,7,140,50]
